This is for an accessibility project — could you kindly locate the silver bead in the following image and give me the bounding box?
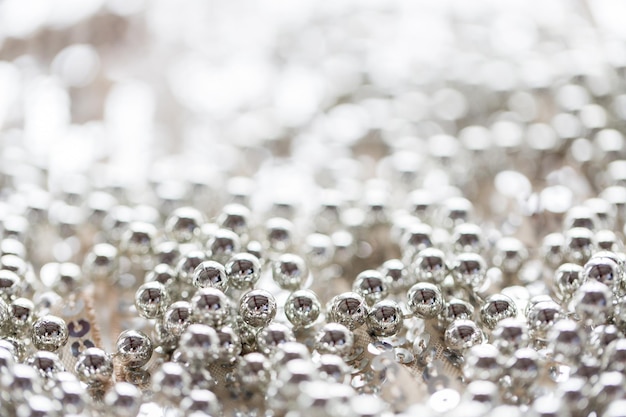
[191,287,231,327]
[493,237,528,274]
[564,205,598,231]
[463,344,502,382]
[549,319,584,361]
[83,243,118,281]
[304,233,335,267]
[163,301,194,337]
[154,241,181,267]
[604,400,626,417]
[272,253,308,291]
[583,254,621,290]
[239,289,276,328]
[407,282,444,319]
[225,252,262,290]
[492,318,529,355]
[74,347,113,385]
[115,329,153,368]
[192,260,228,291]
[176,250,207,286]
[444,319,484,352]
[165,207,205,243]
[9,297,35,336]
[145,263,177,287]
[314,322,354,359]
[414,248,448,284]
[379,259,411,294]
[178,323,220,364]
[353,269,389,305]
[52,262,83,295]
[554,263,585,301]
[26,351,64,378]
[564,227,595,264]
[526,299,563,340]
[542,233,565,268]
[120,221,156,257]
[327,292,368,330]
[207,228,241,264]
[506,348,539,386]
[480,294,517,330]
[400,223,433,262]
[571,280,613,325]
[602,339,626,372]
[266,217,294,252]
[180,389,221,417]
[366,300,404,337]
[218,203,250,236]
[0,269,21,300]
[464,380,500,406]
[590,325,621,355]
[256,322,295,355]
[16,394,60,417]
[152,361,191,404]
[7,363,43,401]
[31,315,69,352]
[440,298,475,328]
[284,290,322,330]
[590,372,625,410]
[453,252,487,289]
[316,354,350,383]
[0,296,9,333]
[51,374,86,414]
[214,326,242,364]
[237,352,271,390]
[104,382,142,417]
[452,223,485,253]
[272,341,311,366]
[135,282,169,319]
[596,230,621,252]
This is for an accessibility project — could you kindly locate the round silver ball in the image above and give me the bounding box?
[506,348,539,386]
[31,315,69,352]
[207,228,241,264]
[135,281,170,319]
[353,270,389,305]
[192,260,228,291]
[414,248,448,284]
[226,252,262,290]
[145,263,177,287]
[104,382,142,417]
[440,298,475,328]
[554,263,585,301]
[152,361,191,404]
[444,319,484,352]
[165,207,205,243]
[549,319,584,361]
[218,203,250,236]
[266,217,294,252]
[0,269,21,300]
[256,322,295,355]
[284,290,322,330]
[272,253,308,291]
[526,299,562,339]
[316,354,350,383]
[115,329,153,368]
[571,280,613,325]
[9,297,35,336]
[163,301,194,337]
[564,227,595,264]
[493,237,528,274]
[74,347,113,385]
[83,243,118,281]
[176,250,207,286]
[453,252,487,289]
[407,282,444,319]
[178,323,219,363]
[492,318,529,355]
[237,352,271,390]
[314,322,354,359]
[180,389,221,417]
[452,223,485,253]
[379,259,411,294]
[366,300,404,337]
[327,292,368,330]
[191,287,231,327]
[239,289,277,328]
[26,351,64,379]
[480,294,517,330]
[583,255,621,289]
[120,221,156,257]
[463,344,501,382]
[214,326,242,364]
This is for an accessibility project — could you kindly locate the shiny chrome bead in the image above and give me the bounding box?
[75,347,113,385]
[480,294,517,330]
[554,263,585,301]
[218,203,250,236]
[327,292,368,330]
[152,361,191,404]
[463,344,501,382]
[163,301,194,337]
[440,298,475,327]
[9,297,35,336]
[165,207,205,243]
[366,300,404,337]
[225,252,262,290]
[120,221,156,256]
[379,259,412,294]
[207,228,241,263]
[266,217,294,252]
[549,319,584,361]
[571,281,613,325]
[0,269,21,300]
[176,250,207,286]
[506,348,539,386]
[314,323,354,359]
[31,315,69,352]
[237,352,271,390]
[26,351,64,379]
[191,287,231,327]
[192,260,228,291]
[316,354,350,383]
[115,330,153,368]
[178,323,219,363]
[135,282,170,319]
[353,270,389,305]
[493,237,528,274]
[180,389,221,417]
[272,253,308,291]
[444,319,484,352]
[83,243,118,281]
[214,326,242,364]
[453,252,487,289]
[564,227,595,264]
[239,289,276,328]
[407,282,444,319]
[492,318,529,355]
[104,382,142,417]
[415,248,448,284]
[256,322,295,355]
[145,263,177,287]
[284,290,322,330]
[583,255,621,290]
[526,299,562,340]
[154,241,181,267]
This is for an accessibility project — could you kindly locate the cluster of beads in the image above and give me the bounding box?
[3,0,626,416]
